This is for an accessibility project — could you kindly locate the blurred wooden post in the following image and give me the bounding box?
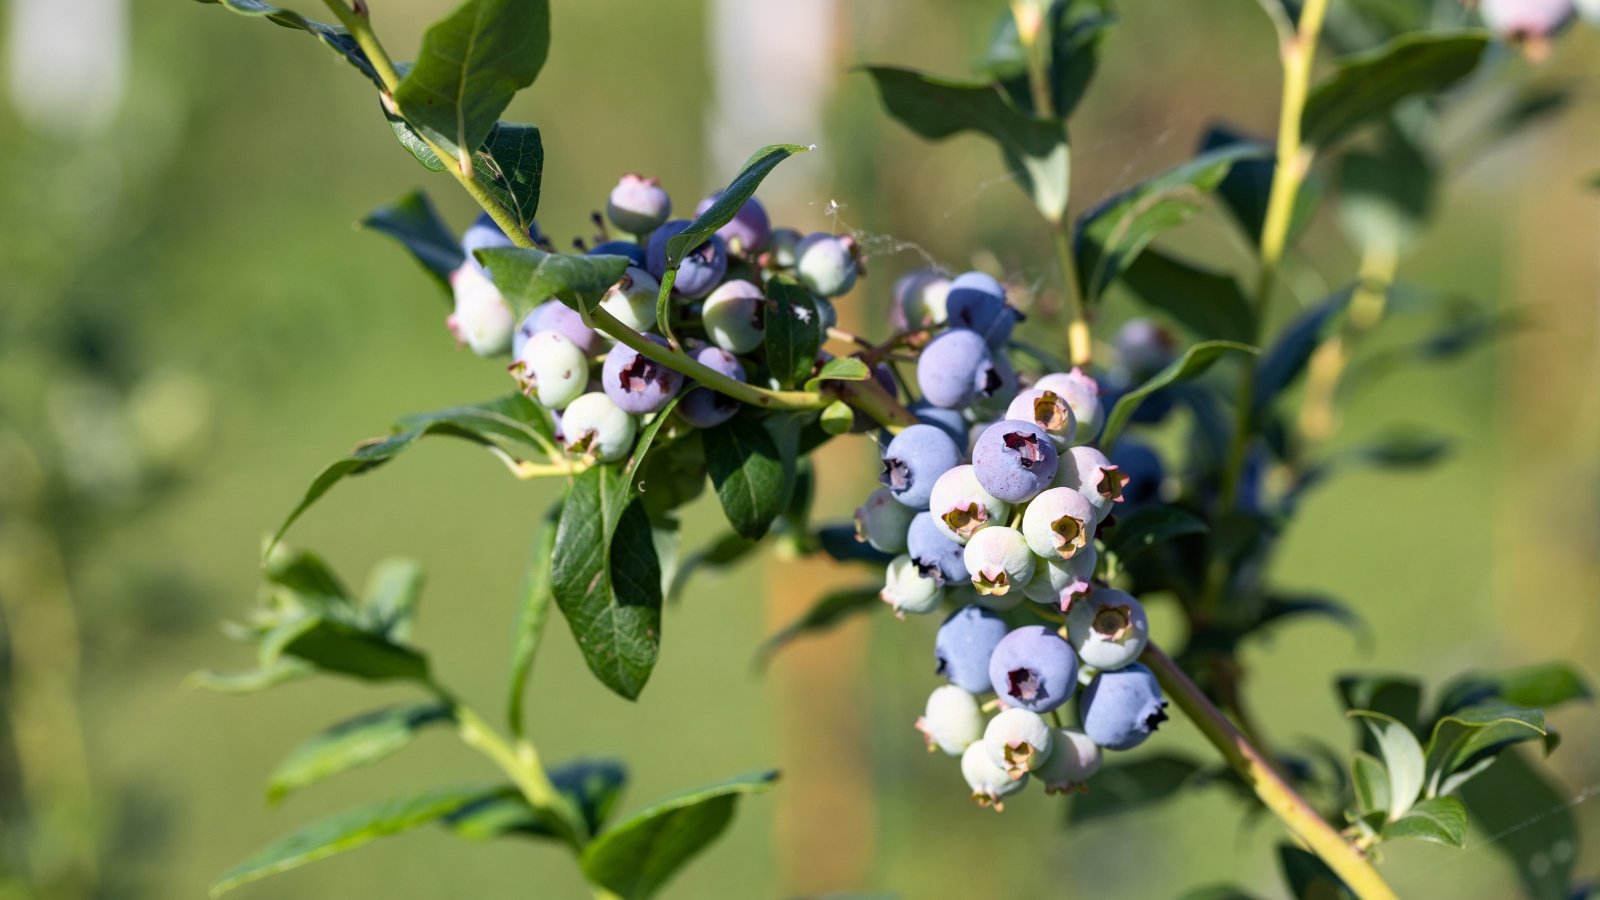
[708,1,876,893]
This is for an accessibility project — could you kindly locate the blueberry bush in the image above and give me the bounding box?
[191,0,1596,898]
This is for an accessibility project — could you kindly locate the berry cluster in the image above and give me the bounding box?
[444,175,862,460]
[856,276,1172,809]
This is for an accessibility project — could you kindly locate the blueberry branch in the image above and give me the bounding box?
[1141,642,1400,900]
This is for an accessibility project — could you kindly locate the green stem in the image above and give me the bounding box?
[1051,224,1091,367]
[449,699,588,848]
[1141,643,1399,900]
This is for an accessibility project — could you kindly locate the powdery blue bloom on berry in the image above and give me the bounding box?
[934,605,1009,694]
[1023,546,1097,612]
[646,220,729,299]
[1005,388,1076,449]
[1067,588,1149,672]
[1034,369,1103,443]
[1114,318,1177,381]
[447,263,515,356]
[915,329,995,409]
[598,266,661,332]
[962,526,1035,597]
[587,240,647,268]
[509,331,588,410]
[515,301,605,357]
[1020,487,1096,561]
[907,511,968,586]
[983,707,1053,780]
[559,392,637,463]
[917,685,983,756]
[946,271,1019,348]
[969,350,1020,419]
[961,741,1027,810]
[701,279,766,354]
[880,424,961,510]
[1033,729,1101,794]
[881,554,944,618]
[890,268,951,330]
[987,625,1079,714]
[695,193,770,256]
[1082,663,1168,751]
[854,487,916,554]
[602,335,683,415]
[929,465,1009,544]
[972,420,1059,504]
[678,346,746,429]
[1109,439,1163,510]
[910,401,968,450]
[1053,445,1127,524]
[460,212,527,276]
[795,232,860,297]
[606,173,671,234]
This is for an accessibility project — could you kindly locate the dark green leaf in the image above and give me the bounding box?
[393,0,550,161]
[1067,754,1204,823]
[361,558,425,641]
[1349,750,1390,816]
[1043,0,1115,121]
[271,394,558,549]
[263,545,351,604]
[703,412,788,541]
[1277,844,1354,900]
[187,661,310,694]
[579,771,779,900]
[1337,122,1435,253]
[1198,124,1321,245]
[623,395,682,489]
[1251,288,1353,421]
[764,277,823,390]
[1302,32,1490,148]
[1425,703,1550,791]
[1099,340,1257,449]
[666,144,810,265]
[479,245,631,320]
[862,66,1070,222]
[210,785,488,896]
[1435,663,1594,719]
[195,0,378,86]
[267,616,430,683]
[267,703,452,802]
[447,759,628,842]
[1337,675,1422,747]
[552,465,662,700]
[361,190,464,293]
[815,525,895,566]
[1257,593,1368,646]
[475,122,544,232]
[1119,249,1254,343]
[754,586,880,670]
[1074,144,1265,304]
[508,507,560,736]
[804,357,871,392]
[387,109,447,171]
[1382,796,1467,847]
[1460,749,1578,900]
[1098,505,1207,564]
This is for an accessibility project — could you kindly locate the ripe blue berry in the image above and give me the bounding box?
[1066,588,1149,671]
[460,212,517,276]
[1005,388,1076,448]
[695,193,771,256]
[515,301,605,357]
[646,220,729,300]
[917,685,983,756]
[448,263,515,356]
[1109,439,1163,509]
[795,233,859,297]
[701,280,766,354]
[1020,487,1096,561]
[854,486,916,554]
[881,554,944,617]
[987,625,1079,713]
[1023,546,1097,612]
[929,464,1010,544]
[969,351,1020,419]
[934,604,1009,694]
[602,335,683,415]
[972,420,1059,504]
[982,707,1053,780]
[910,401,968,449]
[916,329,997,409]
[891,268,951,330]
[945,271,1019,348]
[606,173,671,234]
[961,741,1027,810]
[559,392,637,463]
[598,266,661,332]
[678,346,746,429]
[588,240,647,268]
[1054,445,1127,523]
[1034,369,1103,443]
[962,526,1035,597]
[1033,729,1101,794]
[509,331,588,409]
[907,511,968,586]
[1081,663,1168,751]
[880,424,961,510]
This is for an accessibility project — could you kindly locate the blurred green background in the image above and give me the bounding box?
[2,1,1597,898]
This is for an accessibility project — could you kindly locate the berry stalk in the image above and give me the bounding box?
[1140,642,1399,900]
